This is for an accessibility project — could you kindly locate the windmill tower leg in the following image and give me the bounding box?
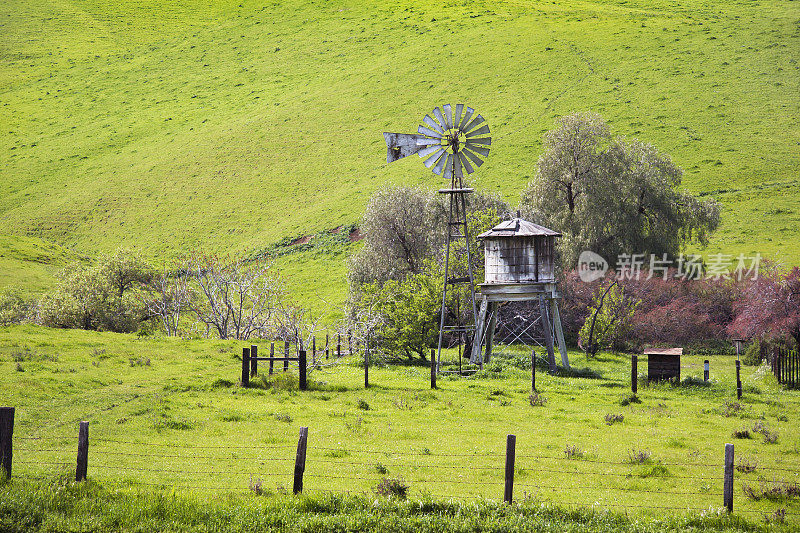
[484,302,498,363]
[549,298,570,369]
[538,295,557,373]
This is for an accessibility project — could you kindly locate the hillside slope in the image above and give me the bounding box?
[1,0,798,311]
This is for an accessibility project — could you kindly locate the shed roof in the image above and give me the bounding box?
[477,218,561,239]
[643,347,683,356]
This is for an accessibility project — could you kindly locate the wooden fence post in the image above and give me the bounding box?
[337,333,341,358]
[250,345,258,377]
[269,342,275,375]
[724,443,734,512]
[325,334,329,359]
[312,336,316,367]
[293,427,308,494]
[0,407,14,479]
[430,348,436,389]
[76,421,88,482]
[284,341,289,372]
[704,360,709,382]
[364,336,369,388]
[631,355,638,395]
[531,349,536,393]
[299,350,307,391]
[504,434,516,504]
[736,360,742,399]
[241,348,250,387]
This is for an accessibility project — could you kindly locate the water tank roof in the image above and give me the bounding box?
[477,218,561,239]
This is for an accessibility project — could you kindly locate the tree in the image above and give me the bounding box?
[360,269,440,360]
[185,253,284,340]
[38,251,149,332]
[142,268,189,337]
[98,249,153,298]
[348,185,510,293]
[578,281,639,353]
[728,265,800,347]
[521,112,720,269]
[347,186,439,291]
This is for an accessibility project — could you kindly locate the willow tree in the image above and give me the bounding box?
[521,112,720,269]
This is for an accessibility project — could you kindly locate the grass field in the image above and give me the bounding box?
[1,325,798,528]
[1,0,799,312]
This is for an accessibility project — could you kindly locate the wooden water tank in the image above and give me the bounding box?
[478,218,560,284]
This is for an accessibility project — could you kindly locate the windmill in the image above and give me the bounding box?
[383,104,491,373]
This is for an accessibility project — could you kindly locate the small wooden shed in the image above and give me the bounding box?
[645,347,683,381]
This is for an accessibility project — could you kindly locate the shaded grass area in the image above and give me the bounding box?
[0,476,774,533]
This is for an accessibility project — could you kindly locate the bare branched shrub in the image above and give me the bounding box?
[375,477,408,499]
[628,448,652,464]
[185,253,284,340]
[141,268,188,336]
[529,392,548,407]
[604,413,624,425]
[736,456,758,474]
[564,445,584,459]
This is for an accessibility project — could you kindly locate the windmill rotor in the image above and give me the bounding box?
[383,104,491,178]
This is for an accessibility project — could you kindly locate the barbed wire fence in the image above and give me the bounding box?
[2,409,797,522]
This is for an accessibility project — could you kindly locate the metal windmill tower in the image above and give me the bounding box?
[383,104,491,374]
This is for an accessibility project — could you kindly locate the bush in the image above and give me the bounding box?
[627,448,652,464]
[0,289,32,326]
[564,445,584,459]
[604,413,624,425]
[742,339,762,366]
[374,477,408,499]
[732,428,751,439]
[38,251,150,332]
[529,392,547,407]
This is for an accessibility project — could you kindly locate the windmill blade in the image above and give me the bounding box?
[454,154,464,179]
[442,104,453,130]
[383,132,427,163]
[457,152,475,174]
[443,153,453,180]
[465,136,491,145]
[422,115,444,134]
[418,125,443,138]
[418,144,444,158]
[423,148,446,168]
[465,124,490,138]
[462,147,485,167]
[464,114,485,133]
[464,143,490,157]
[415,137,442,146]
[458,107,474,130]
[454,104,464,130]
[432,107,448,130]
[432,152,448,175]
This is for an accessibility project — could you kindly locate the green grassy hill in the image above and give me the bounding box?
[2,0,799,315]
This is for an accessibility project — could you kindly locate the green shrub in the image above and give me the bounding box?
[742,339,762,366]
[0,289,32,326]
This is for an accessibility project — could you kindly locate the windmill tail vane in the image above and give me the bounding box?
[383,104,491,180]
